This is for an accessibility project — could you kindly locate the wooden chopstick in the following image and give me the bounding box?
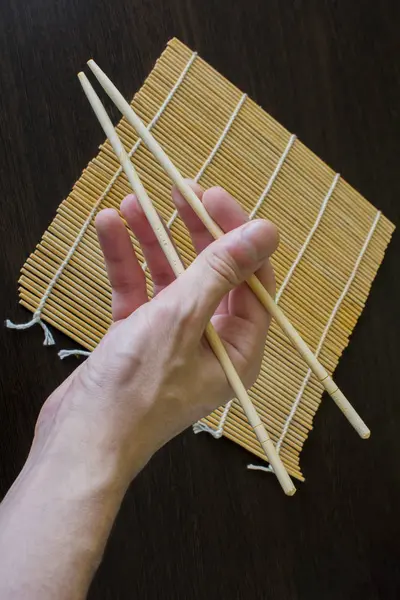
[87,59,370,441]
[78,72,296,496]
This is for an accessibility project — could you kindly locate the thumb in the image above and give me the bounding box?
[173,219,278,322]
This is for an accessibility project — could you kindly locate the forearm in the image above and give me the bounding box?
[0,430,128,600]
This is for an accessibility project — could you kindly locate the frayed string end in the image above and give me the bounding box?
[192,421,223,439]
[58,349,91,360]
[5,317,55,346]
[247,463,274,474]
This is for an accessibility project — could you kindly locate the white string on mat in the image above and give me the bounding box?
[248,209,381,474]
[192,399,234,438]
[58,349,92,360]
[276,172,340,303]
[167,93,248,229]
[5,52,197,351]
[249,134,297,219]
[141,92,248,271]
[193,132,296,439]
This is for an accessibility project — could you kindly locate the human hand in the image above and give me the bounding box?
[33,183,278,489]
[0,183,279,600]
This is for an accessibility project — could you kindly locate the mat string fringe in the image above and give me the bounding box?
[58,349,92,360]
[5,315,55,346]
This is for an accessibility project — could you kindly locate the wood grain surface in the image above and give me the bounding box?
[0,1,399,598]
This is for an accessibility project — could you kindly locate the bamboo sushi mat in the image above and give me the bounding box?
[17,38,395,481]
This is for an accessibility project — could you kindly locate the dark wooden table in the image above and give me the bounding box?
[1,1,399,598]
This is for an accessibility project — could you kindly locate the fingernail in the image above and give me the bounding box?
[240,221,271,261]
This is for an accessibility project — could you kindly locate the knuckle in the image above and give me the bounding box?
[153,300,181,326]
[153,300,193,341]
[113,278,133,296]
[205,247,241,288]
[153,289,200,333]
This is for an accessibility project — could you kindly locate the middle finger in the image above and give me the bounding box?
[120,194,176,296]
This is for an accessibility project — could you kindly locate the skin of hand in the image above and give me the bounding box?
[32,182,278,484]
[37,184,278,481]
[0,182,278,600]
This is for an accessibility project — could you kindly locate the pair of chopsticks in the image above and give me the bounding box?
[79,60,370,493]
[79,66,295,496]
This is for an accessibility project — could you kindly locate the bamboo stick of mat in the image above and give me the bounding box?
[87,59,370,440]
[78,71,296,496]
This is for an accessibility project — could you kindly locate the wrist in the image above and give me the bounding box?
[32,386,154,495]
